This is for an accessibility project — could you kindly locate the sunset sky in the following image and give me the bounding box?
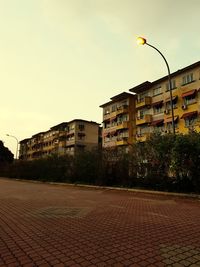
[1,0,200,155]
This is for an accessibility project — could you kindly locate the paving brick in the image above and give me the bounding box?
[0,178,200,267]
[22,263,36,267]
[7,263,20,267]
[194,255,200,261]
[172,263,186,267]
[78,260,91,267]
[179,260,193,266]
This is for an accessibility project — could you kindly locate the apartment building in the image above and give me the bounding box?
[19,120,100,160]
[130,61,200,141]
[100,92,136,151]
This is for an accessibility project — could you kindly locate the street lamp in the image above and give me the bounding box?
[137,37,175,135]
[6,134,19,159]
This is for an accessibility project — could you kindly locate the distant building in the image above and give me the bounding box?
[100,92,136,152]
[19,120,100,160]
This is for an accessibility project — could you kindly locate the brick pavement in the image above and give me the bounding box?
[0,178,200,267]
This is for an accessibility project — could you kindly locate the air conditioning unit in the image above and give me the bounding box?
[164,109,170,114]
[182,104,187,110]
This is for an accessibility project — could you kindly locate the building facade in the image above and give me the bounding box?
[100,61,200,148]
[19,120,100,160]
[130,61,200,142]
[100,92,136,151]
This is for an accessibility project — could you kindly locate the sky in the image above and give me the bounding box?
[1,0,200,156]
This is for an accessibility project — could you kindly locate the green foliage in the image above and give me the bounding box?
[171,132,200,192]
[1,133,200,193]
[0,141,14,164]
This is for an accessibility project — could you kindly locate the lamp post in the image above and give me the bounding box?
[6,134,19,159]
[137,37,175,135]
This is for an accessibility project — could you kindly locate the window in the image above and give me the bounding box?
[153,125,164,133]
[111,104,117,112]
[69,124,75,130]
[166,80,176,91]
[166,102,177,109]
[138,108,149,119]
[117,114,128,124]
[166,121,178,131]
[78,133,85,140]
[121,100,128,107]
[154,105,163,114]
[64,126,69,132]
[104,107,110,115]
[139,125,149,135]
[184,116,197,127]
[110,134,117,141]
[117,100,128,110]
[78,124,85,131]
[104,136,110,142]
[110,117,117,127]
[182,73,194,85]
[138,92,149,102]
[184,94,196,105]
[166,97,178,110]
[66,146,74,152]
[153,86,162,96]
[104,121,111,129]
[67,134,74,141]
[117,130,129,140]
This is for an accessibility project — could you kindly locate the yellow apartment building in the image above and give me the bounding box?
[130,61,200,142]
[19,120,100,160]
[100,92,136,151]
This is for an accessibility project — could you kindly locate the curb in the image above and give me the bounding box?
[1,177,200,199]
[49,182,200,199]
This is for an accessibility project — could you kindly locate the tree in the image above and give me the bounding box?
[0,141,14,164]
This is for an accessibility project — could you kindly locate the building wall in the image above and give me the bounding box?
[134,63,200,141]
[100,93,136,151]
[100,62,200,146]
[19,120,100,160]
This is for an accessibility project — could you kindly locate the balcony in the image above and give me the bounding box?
[116,105,129,115]
[103,140,116,148]
[136,133,151,142]
[103,111,117,121]
[136,114,152,125]
[136,96,152,109]
[116,121,129,130]
[66,139,75,146]
[116,137,129,146]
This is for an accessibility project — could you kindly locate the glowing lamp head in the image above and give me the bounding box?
[137,37,147,45]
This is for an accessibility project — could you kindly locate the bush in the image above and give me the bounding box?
[1,133,200,194]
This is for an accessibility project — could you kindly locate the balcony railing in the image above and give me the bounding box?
[116,121,129,130]
[136,114,152,125]
[136,96,152,109]
[116,105,129,115]
[116,136,128,146]
[136,132,151,142]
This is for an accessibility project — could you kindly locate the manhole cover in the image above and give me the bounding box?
[29,207,90,218]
